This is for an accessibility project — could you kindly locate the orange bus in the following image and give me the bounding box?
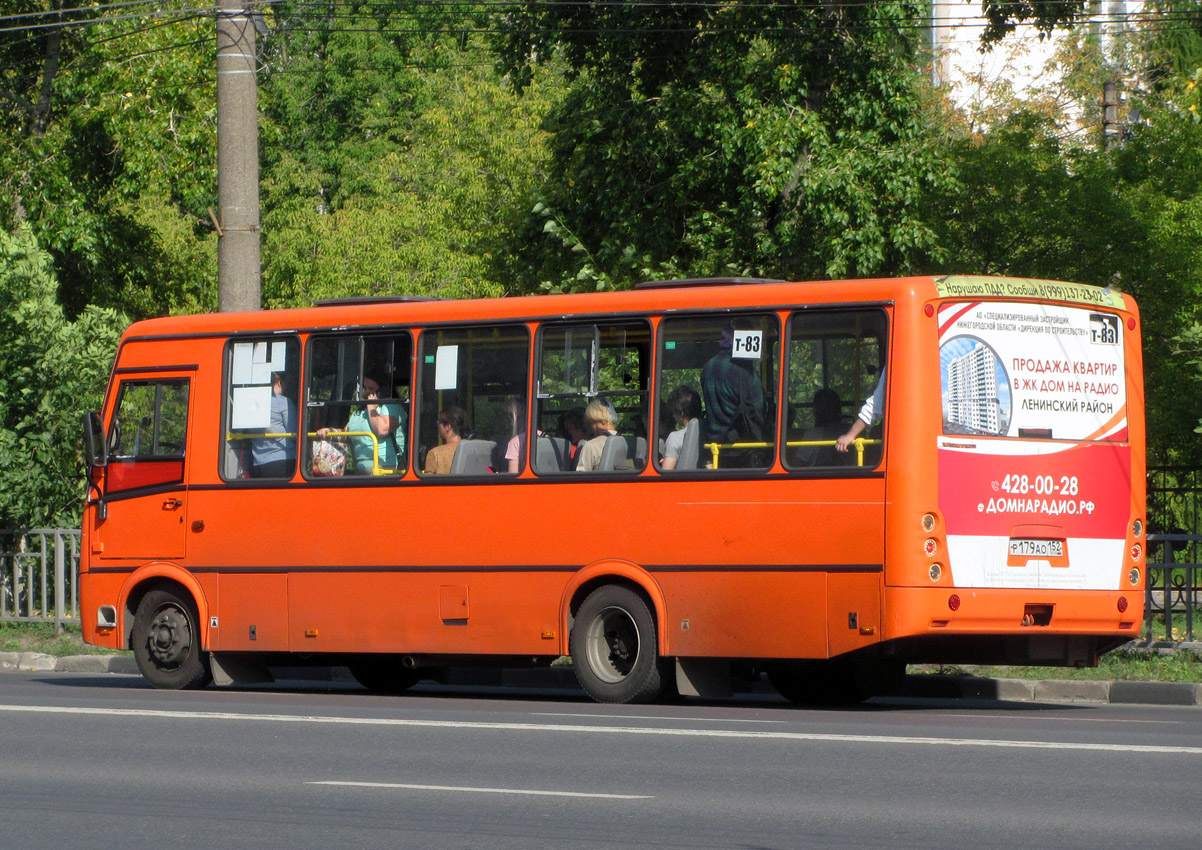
[79,275,1146,703]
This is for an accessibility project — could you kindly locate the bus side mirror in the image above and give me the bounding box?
[84,411,108,468]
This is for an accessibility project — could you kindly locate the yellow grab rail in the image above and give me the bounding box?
[705,438,879,468]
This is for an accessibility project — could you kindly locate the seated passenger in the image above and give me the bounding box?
[561,408,587,468]
[661,386,702,471]
[575,398,620,472]
[423,405,467,475]
[793,388,848,467]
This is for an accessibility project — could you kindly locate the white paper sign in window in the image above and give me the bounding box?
[231,385,272,429]
[232,341,287,385]
[435,345,460,390]
[731,330,763,359]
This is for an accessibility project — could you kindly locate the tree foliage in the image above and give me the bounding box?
[496,2,952,289]
[256,2,556,303]
[0,227,123,528]
[1,3,218,319]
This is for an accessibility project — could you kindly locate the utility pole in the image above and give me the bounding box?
[1102,80,1121,150]
[216,0,261,312]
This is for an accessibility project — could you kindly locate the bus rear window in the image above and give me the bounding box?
[938,301,1127,442]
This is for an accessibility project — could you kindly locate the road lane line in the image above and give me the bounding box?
[2,704,1200,755]
[940,713,1182,725]
[307,780,651,799]
[535,712,785,724]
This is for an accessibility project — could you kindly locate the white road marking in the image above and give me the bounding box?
[535,712,785,724]
[940,713,1182,725]
[308,780,651,799]
[2,704,1199,755]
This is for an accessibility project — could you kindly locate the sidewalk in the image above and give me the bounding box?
[3,652,1199,706]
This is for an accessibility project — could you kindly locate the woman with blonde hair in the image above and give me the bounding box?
[574,398,619,472]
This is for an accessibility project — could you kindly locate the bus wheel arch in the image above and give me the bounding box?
[562,561,668,656]
[119,565,211,651]
[565,567,671,704]
[120,567,213,690]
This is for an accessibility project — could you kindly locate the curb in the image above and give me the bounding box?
[4,655,1199,706]
[0,652,138,675]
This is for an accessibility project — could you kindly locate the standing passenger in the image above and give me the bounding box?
[836,372,885,455]
[318,374,398,473]
[251,371,297,478]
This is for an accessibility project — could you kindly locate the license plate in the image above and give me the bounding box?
[1009,538,1063,558]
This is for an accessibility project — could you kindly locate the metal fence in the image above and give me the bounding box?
[1144,534,1201,643]
[0,529,80,632]
[1146,466,1202,643]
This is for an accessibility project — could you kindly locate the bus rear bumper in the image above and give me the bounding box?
[881,586,1142,666]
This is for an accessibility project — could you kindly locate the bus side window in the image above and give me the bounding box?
[302,332,411,478]
[222,337,301,481]
[415,324,530,476]
[783,309,888,471]
[534,321,651,475]
[105,378,190,494]
[658,314,779,471]
[111,380,190,461]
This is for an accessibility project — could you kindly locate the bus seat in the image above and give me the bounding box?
[449,439,497,474]
[598,435,629,471]
[676,418,701,470]
[535,435,570,473]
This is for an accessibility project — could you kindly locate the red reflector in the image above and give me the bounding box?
[948,594,961,612]
[925,304,935,317]
[1127,317,1135,330]
[1117,596,1128,613]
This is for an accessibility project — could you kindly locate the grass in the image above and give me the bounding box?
[0,622,129,657]
[911,648,1202,684]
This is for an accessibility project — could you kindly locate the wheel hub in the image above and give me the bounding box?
[147,607,189,666]
[585,606,640,684]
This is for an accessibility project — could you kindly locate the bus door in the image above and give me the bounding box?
[96,372,193,560]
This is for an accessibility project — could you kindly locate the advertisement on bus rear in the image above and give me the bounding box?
[936,301,1130,590]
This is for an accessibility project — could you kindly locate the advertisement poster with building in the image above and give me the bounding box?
[935,300,1130,589]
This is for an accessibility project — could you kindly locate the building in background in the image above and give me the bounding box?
[929,0,1147,134]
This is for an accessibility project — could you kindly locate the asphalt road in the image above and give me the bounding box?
[1,672,1199,850]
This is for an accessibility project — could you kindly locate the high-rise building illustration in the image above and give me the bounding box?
[946,344,1001,433]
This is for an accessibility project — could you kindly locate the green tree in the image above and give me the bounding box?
[258,2,558,303]
[495,2,955,290]
[1,3,218,319]
[0,227,123,528]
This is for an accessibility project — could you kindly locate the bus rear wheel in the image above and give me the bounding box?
[132,588,212,690]
[571,585,666,704]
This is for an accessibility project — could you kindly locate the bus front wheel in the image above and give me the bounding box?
[571,585,667,704]
[132,588,212,690]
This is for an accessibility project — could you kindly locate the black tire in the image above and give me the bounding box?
[132,588,212,690]
[766,660,865,706]
[348,658,422,694]
[570,585,667,704]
